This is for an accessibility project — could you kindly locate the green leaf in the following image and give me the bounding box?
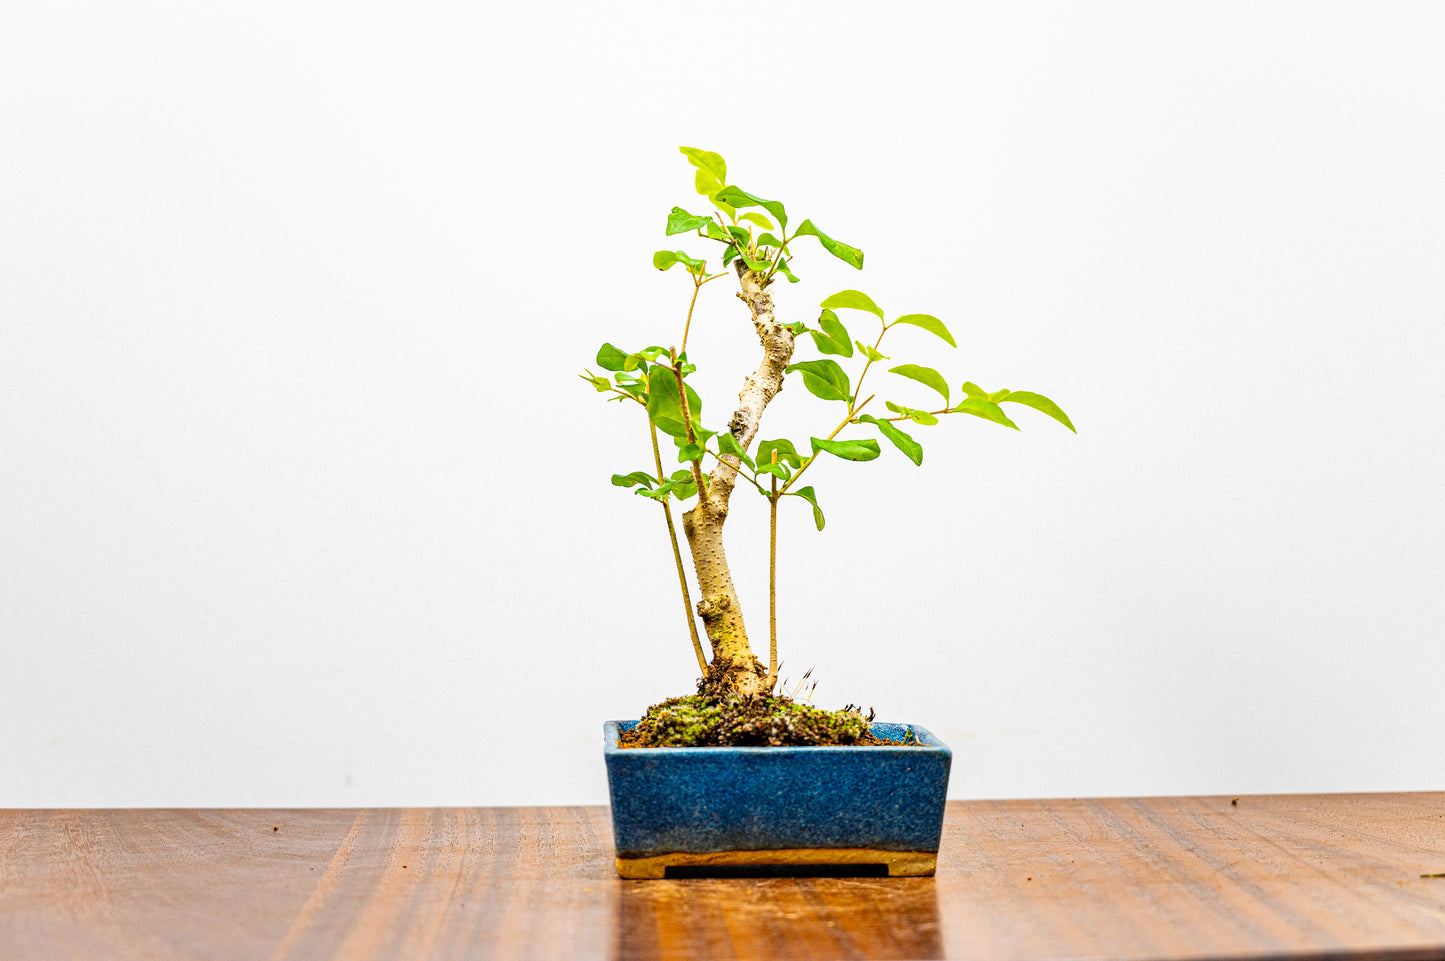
[646,365,704,438]
[811,436,881,462]
[890,313,956,348]
[788,485,826,531]
[716,431,755,469]
[679,146,726,184]
[676,443,703,463]
[1000,390,1076,432]
[757,438,804,469]
[756,232,787,250]
[739,212,774,230]
[757,462,790,481]
[888,364,950,405]
[820,289,884,321]
[582,373,611,392]
[666,207,715,236]
[953,398,1019,430]
[857,414,923,466]
[739,249,771,271]
[653,250,707,274]
[692,168,735,219]
[611,472,655,489]
[885,400,939,425]
[794,220,864,269]
[713,186,787,231]
[674,425,716,448]
[855,340,886,362]
[775,260,801,283]
[806,309,853,358]
[785,359,851,402]
[961,381,989,400]
[721,246,741,268]
[596,343,628,371]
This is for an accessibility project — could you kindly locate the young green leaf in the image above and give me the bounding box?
[1000,390,1076,432]
[961,381,989,400]
[756,232,786,250]
[793,220,864,269]
[581,373,611,392]
[757,438,804,469]
[646,365,704,438]
[820,289,884,321]
[785,359,852,403]
[757,462,791,481]
[678,146,726,183]
[804,308,853,358]
[890,313,956,348]
[774,260,801,283]
[810,436,881,461]
[714,186,788,231]
[653,250,707,274]
[788,485,826,531]
[596,343,629,371]
[857,414,923,466]
[739,249,771,272]
[953,398,1019,430]
[676,443,704,463]
[888,364,951,405]
[666,207,715,236]
[855,340,887,362]
[611,472,656,489]
[716,431,755,469]
[739,212,774,230]
[885,400,940,425]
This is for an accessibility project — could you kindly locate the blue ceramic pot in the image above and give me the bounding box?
[604,720,951,878]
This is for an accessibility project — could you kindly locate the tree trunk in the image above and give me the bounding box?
[683,263,795,696]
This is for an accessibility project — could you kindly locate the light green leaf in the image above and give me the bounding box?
[756,232,786,250]
[794,220,864,269]
[857,414,923,466]
[961,381,989,400]
[785,359,851,403]
[1000,390,1076,432]
[692,168,735,218]
[666,207,715,236]
[888,364,950,405]
[739,212,774,230]
[582,373,611,392]
[757,462,790,481]
[908,411,939,426]
[678,146,726,184]
[953,398,1019,430]
[820,289,884,321]
[810,436,881,461]
[788,485,826,531]
[653,250,707,274]
[676,443,704,463]
[714,186,787,231]
[807,308,853,358]
[596,343,628,371]
[757,438,804,469]
[856,340,886,362]
[646,365,704,437]
[611,472,655,489]
[716,431,755,469]
[775,260,801,283]
[739,249,771,271]
[890,313,956,348]
[703,221,729,241]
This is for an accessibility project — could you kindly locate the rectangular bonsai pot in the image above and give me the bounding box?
[604,720,951,878]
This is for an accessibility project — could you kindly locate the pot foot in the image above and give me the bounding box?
[615,848,937,879]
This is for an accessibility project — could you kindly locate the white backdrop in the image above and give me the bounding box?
[3,2,1443,807]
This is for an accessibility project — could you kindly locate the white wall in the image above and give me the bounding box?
[3,1,1442,807]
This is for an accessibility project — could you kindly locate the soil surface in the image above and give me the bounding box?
[618,693,920,748]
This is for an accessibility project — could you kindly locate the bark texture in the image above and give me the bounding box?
[683,263,796,695]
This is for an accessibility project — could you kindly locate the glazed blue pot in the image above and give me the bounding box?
[604,720,951,878]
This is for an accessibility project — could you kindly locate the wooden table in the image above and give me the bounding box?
[3,794,1444,960]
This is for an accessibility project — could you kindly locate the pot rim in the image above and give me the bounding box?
[604,719,950,756]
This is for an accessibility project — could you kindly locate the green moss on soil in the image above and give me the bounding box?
[620,693,911,748]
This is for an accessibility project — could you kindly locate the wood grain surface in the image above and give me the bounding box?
[2,794,1444,960]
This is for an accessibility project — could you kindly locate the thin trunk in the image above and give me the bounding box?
[683,263,796,696]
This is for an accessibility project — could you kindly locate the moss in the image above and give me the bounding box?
[622,693,889,748]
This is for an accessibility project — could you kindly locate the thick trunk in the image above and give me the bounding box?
[683,263,795,696]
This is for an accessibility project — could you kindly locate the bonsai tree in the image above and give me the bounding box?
[582,147,1074,732]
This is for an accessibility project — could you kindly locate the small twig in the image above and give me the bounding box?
[651,420,708,674]
[670,347,708,499]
